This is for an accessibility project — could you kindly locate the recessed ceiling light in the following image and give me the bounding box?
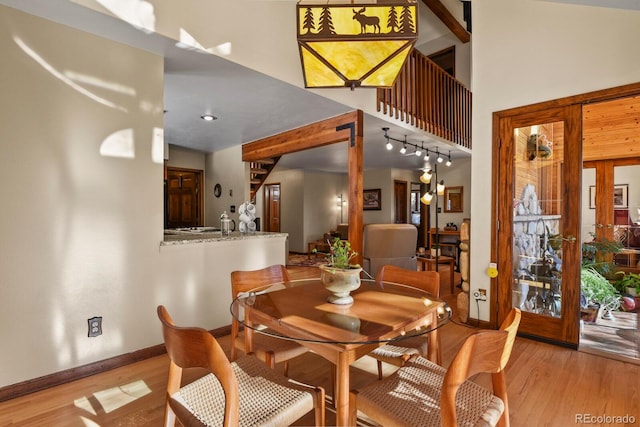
[201,114,217,121]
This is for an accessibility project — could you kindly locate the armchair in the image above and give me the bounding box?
[362,224,418,278]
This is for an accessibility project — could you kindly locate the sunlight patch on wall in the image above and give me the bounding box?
[14,37,127,113]
[151,127,165,164]
[63,70,136,96]
[95,0,156,33]
[100,129,135,159]
[177,28,233,56]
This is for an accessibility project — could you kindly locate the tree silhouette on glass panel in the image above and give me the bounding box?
[386,6,400,34]
[302,7,315,34]
[399,6,415,34]
[318,7,336,35]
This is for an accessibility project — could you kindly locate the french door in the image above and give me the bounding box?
[495,105,582,346]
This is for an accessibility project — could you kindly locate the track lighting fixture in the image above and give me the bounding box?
[381,128,453,168]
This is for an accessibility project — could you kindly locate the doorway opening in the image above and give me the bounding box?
[578,96,640,364]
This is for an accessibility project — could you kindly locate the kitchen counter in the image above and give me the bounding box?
[161,230,288,246]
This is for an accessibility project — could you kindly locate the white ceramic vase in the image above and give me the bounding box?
[319,264,362,305]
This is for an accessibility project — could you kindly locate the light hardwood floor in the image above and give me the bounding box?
[1,266,639,426]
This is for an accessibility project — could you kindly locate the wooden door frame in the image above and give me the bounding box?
[165,166,204,227]
[492,82,640,341]
[242,110,364,265]
[394,180,408,224]
[263,182,281,232]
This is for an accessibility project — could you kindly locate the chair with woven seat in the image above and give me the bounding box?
[350,308,521,427]
[157,305,325,427]
[369,265,442,379]
[230,264,309,376]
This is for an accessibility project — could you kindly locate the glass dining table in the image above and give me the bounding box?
[230,278,451,426]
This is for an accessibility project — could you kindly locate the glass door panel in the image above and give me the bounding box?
[496,104,581,346]
[512,122,564,318]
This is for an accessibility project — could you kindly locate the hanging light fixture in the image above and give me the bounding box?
[296,1,418,89]
[436,149,443,163]
[424,149,430,161]
[415,143,423,157]
[400,144,407,154]
[446,150,452,166]
[420,190,434,205]
[419,170,432,184]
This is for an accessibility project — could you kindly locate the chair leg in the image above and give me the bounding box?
[348,390,359,426]
[314,386,326,426]
[265,351,276,369]
[283,361,290,377]
[331,365,337,408]
[377,360,384,380]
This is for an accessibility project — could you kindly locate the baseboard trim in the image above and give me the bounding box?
[0,324,231,403]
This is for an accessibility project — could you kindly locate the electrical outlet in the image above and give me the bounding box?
[473,289,487,301]
[88,316,102,337]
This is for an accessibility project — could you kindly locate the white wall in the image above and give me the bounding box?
[205,145,248,227]
[0,5,285,389]
[166,144,206,170]
[0,5,163,386]
[471,0,640,320]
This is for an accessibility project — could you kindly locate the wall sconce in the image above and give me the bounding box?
[337,194,346,224]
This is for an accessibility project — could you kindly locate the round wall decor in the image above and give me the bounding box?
[214,183,222,197]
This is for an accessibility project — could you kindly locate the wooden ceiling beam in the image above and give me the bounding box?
[421,0,471,44]
[242,110,362,162]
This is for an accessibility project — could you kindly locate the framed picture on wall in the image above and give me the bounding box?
[589,184,628,209]
[363,188,382,210]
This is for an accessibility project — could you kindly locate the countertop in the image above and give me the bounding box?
[161,230,288,246]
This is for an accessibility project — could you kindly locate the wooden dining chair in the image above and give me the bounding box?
[369,265,442,379]
[230,264,309,376]
[157,305,325,427]
[350,308,521,427]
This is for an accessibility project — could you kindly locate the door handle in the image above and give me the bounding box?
[606,224,613,229]
[561,235,577,243]
[596,223,603,229]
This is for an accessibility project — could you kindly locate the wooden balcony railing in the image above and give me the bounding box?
[377,49,472,149]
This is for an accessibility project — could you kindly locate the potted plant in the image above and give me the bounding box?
[580,267,621,322]
[614,271,640,296]
[316,238,362,305]
[581,233,623,278]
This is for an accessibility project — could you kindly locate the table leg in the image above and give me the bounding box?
[334,353,350,426]
[308,242,315,259]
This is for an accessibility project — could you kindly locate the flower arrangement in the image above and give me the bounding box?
[314,237,359,269]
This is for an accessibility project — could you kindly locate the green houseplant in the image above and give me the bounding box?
[316,238,362,305]
[614,271,640,296]
[321,237,360,269]
[580,267,621,322]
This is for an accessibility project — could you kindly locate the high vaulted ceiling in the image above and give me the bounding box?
[0,0,475,173]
